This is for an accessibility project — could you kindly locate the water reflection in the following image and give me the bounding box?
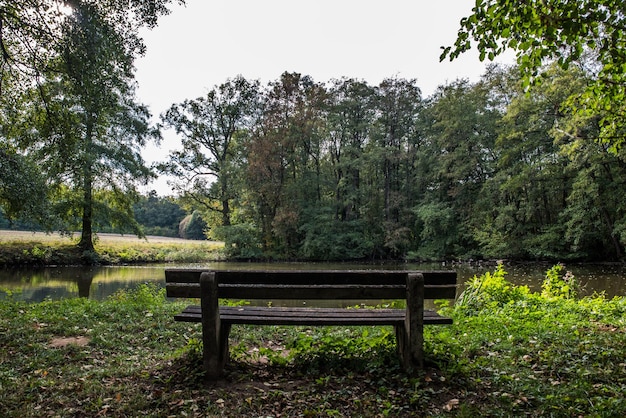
[0,266,165,302]
[0,262,624,302]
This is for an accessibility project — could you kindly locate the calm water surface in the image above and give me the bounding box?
[0,262,624,302]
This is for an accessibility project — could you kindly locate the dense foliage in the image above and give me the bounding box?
[441,0,626,152]
[164,67,626,261]
[3,1,626,261]
[131,191,186,237]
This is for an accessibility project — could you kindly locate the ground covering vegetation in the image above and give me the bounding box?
[0,265,624,417]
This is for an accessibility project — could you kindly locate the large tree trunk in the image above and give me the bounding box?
[78,174,95,253]
[78,123,95,254]
[78,192,94,253]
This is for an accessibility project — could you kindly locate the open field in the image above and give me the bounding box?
[0,230,224,265]
[0,230,219,245]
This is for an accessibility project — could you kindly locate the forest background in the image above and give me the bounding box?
[1,1,625,263]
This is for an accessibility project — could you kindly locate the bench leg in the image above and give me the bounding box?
[397,272,424,371]
[200,272,228,379]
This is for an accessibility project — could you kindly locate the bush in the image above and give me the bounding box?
[212,223,263,259]
[456,262,531,315]
[541,263,579,299]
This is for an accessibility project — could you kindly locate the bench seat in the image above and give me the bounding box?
[174,305,454,326]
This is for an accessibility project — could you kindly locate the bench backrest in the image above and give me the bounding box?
[165,269,457,300]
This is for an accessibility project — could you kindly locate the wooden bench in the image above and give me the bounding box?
[165,269,457,378]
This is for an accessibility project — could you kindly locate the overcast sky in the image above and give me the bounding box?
[134,0,514,195]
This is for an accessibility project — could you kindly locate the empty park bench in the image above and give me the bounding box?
[165,269,457,378]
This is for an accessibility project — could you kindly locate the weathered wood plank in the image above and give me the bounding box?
[199,272,226,379]
[403,273,425,370]
[166,282,200,298]
[174,305,453,325]
[165,269,457,286]
[217,284,406,300]
[167,282,456,300]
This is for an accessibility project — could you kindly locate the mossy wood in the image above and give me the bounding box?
[165,269,457,379]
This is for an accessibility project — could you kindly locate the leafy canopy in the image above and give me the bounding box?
[441,0,626,151]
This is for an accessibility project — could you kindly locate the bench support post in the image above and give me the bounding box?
[397,272,424,371]
[200,272,229,379]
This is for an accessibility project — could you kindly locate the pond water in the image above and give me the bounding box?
[0,261,625,303]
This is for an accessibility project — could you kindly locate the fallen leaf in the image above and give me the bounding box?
[443,398,460,411]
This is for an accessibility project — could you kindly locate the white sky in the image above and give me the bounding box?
[134,0,515,195]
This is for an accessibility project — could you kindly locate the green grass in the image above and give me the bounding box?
[0,267,625,417]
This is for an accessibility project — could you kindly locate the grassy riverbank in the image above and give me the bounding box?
[1,266,624,417]
[0,230,224,265]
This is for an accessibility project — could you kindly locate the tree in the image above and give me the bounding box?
[371,77,422,256]
[485,68,576,258]
[0,143,51,225]
[133,191,186,237]
[296,78,379,260]
[1,0,181,248]
[417,76,501,259]
[326,78,376,222]
[441,0,626,151]
[179,210,207,240]
[12,2,158,253]
[246,72,327,254]
[160,76,261,228]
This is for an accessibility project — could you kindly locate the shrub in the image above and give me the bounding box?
[212,223,263,259]
[178,211,207,240]
[456,262,530,315]
[541,263,579,299]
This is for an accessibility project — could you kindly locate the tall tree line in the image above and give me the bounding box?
[163,66,626,261]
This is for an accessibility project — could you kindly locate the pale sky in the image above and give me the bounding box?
[134,0,514,195]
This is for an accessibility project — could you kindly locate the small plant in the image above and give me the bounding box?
[185,337,203,355]
[30,245,52,261]
[541,263,579,299]
[108,282,166,308]
[456,262,530,315]
[287,327,397,373]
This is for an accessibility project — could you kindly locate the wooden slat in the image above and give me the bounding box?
[168,282,456,300]
[166,282,200,298]
[218,284,406,300]
[424,284,457,300]
[166,269,457,286]
[174,305,453,326]
[165,269,458,300]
